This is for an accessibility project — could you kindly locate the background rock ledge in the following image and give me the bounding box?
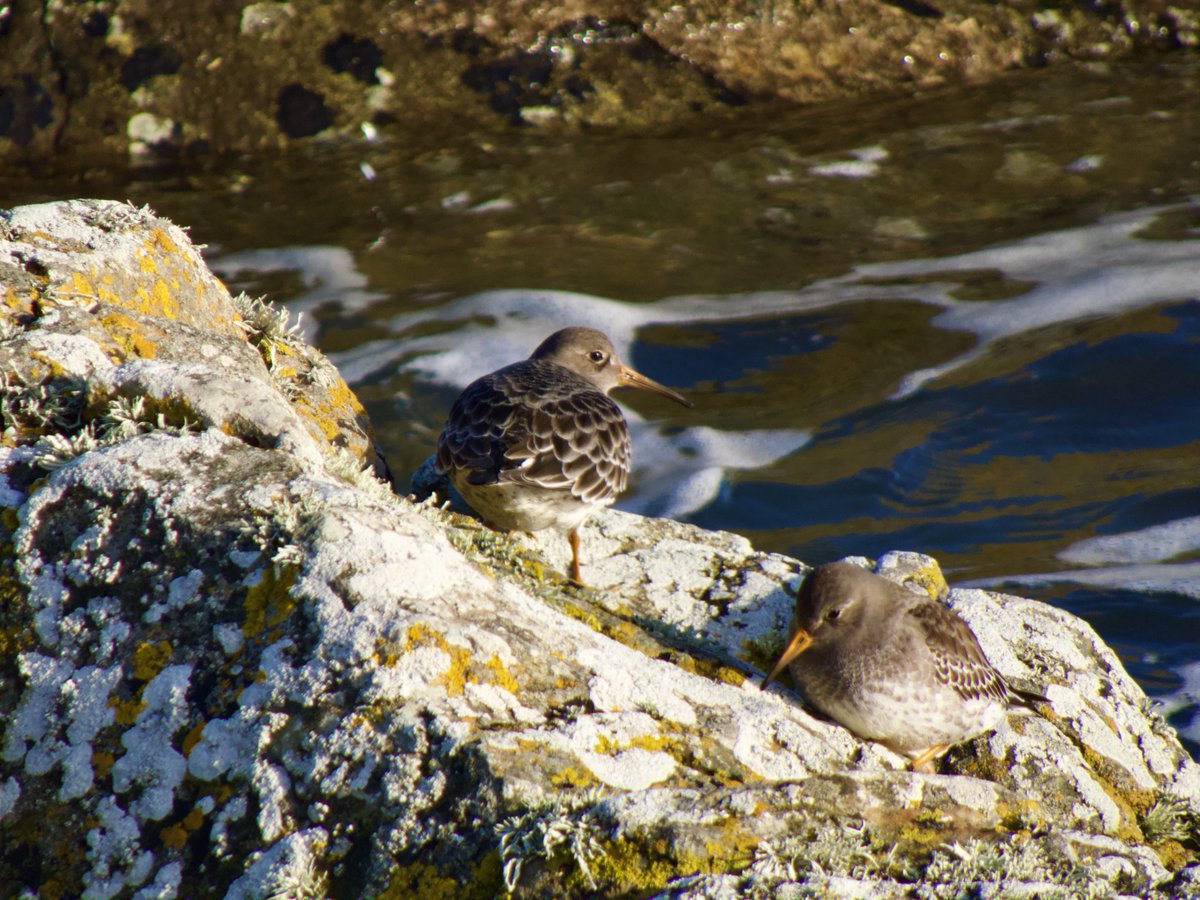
[3,1,1200,164]
[2,200,1198,898]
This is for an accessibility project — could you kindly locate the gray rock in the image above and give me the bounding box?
[2,200,1197,897]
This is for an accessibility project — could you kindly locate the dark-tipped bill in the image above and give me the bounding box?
[760,627,813,690]
[618,364,692,408]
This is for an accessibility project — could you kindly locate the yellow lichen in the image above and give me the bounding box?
[485,653,519,693]
[901,559,949,600]
[381,851,503,899]
[71,271,96,298]
[111,695,146,725]
[132,640,173,681]
[181,721,206,757]
[92,750,116,778]
[99,310,160,359]
[594,733,674,755]
[403,622,472,696]
[183,806,205,830]
[1150,839,1192,871]
[242,564,298,637]
[151,279,177,318]
[549,765,600,788]
[1078,745,1156,842]
[160,822,189,849]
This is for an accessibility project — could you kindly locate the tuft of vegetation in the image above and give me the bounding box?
[495,792,608,894]
[1,372,86,437]
[323,446,395,502]
[21,392,198,471]
[90,201,158,232]
[263,850,329,900]
[233,292,306,371]
[240,493,326,572]
[1140,794,1199,845]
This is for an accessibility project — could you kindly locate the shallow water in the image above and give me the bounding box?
[6,56,1200,754]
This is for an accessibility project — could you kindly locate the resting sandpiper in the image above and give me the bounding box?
[762,562,1043,771]
[436,326,691,583]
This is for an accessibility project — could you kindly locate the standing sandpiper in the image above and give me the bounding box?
[761,562,1044,771]
[436,326,691,584]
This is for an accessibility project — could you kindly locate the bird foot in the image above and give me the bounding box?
[908,743,950,773]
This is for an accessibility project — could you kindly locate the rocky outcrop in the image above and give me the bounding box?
[2,200,1198,897]
[3,1,1200,164]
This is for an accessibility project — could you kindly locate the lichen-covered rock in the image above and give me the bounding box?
[3,1,1200,163]
[0,198,381,473]
[2,200,1198,897]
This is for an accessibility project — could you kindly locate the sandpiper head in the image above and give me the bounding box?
[530,327,692,407]
[762,562,876,688]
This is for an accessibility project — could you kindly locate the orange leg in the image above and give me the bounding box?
[908,743,950,773]
[568,528,584,585]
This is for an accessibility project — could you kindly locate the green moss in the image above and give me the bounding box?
[740,630,784,676]
[1078,745,1156,842]
[586,836,686,895]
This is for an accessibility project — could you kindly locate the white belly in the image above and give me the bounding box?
[452,475,607,533]
[800,667,1007,757]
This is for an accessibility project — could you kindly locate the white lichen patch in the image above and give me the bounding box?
[0,778,19,819]
[941,772,1004,813]
[564,712,678,790]
[3,651,123,802]
[111,664,193,821]
[84,796,155,900]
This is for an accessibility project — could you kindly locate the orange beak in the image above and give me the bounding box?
[761,627,813,690]
[617,364,692,408]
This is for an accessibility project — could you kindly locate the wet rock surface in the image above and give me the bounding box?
[2,1,1200,164]
[2,199,1198,896]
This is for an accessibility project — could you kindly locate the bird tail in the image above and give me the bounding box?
[1008,684,1049,713]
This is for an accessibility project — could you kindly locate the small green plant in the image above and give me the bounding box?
[1140,794,1197,844]
[91,201,158,232]
[0,372,85,435]
[495,795,607,893]
[921,836,1107,897]
[0,318,23,341]
[233,292,306,372]
[29,424,102,470]
[23,392,199,471]
[324,446,395,502]
[263,851,329,900]
[240,493,326,571]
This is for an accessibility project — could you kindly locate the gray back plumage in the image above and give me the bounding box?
[436,358,631,505]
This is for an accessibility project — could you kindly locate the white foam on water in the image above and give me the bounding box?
[1058,516,1200,566]
[1156,661,1200,747]
[969,561,1200,600]
[211,246,387,340]
[230,200,1200,408]
[626,425,812,519]
[809,145,889,178]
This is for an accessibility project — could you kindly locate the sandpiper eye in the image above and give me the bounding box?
[589,350,606,364]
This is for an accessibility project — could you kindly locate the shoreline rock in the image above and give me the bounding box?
[2,200,1198,897]
[3,3,1200,164]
